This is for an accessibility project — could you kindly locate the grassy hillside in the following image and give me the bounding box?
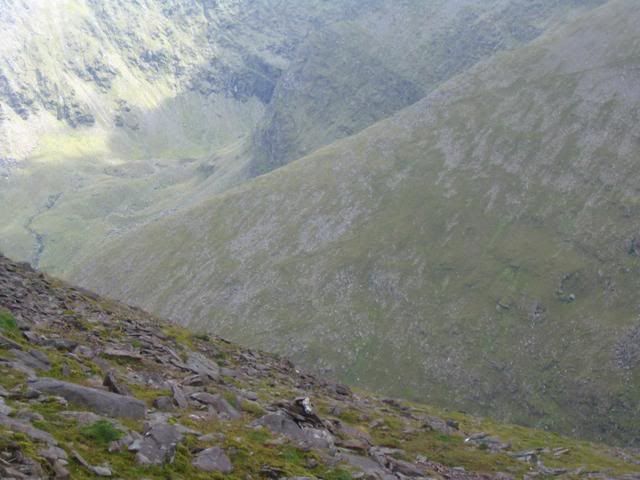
[72,0,640,446]
[251,0,606,173]
[0,0,371,271]
[0,0,605,276]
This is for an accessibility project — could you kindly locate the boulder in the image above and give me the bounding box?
[0,414,58,445]
[192,446,233,473]
[153,396,175,411]
[29,378,146,419]
[38,445,68,462]
[10,348,51,371]
[191,392,241,419]
[171,384,188,409]
[254,412,334,449]
[185,352,220,380]
[103,371,132,396]
[136,423,182,465]
[338,452,396,480]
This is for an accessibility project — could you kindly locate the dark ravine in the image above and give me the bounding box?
[23,193,62,269]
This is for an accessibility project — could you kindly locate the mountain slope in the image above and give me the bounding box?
[0,0,373,271]
[4,254,638,479]
[0,0,606,277]
[250,0,606,174]
[72,0,640,445]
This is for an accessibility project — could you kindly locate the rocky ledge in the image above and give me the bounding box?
[0,254,638,479]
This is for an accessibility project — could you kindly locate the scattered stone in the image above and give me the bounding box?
[242,390,259,401]
[0,414,58,445]
[171,384,188,409]
[46,338,78,351]
[136,423,182,465]
[254,412,334,449]
[153,396,175,411]
[10,349,51,371]
[73,345,94,358]
[0,334,22,350]
[38,445,68,462]
[109,431,142,453]
[103,347,143,360]
[0,397,12,415]
[103,371,132,396]
[185,351,220,380]
[192,446,233,473]
[59,411,103,426]
[72,450,112,476]
[334,384,352,396]
[53,459,71,479]
[191,392,241,419]
[29,378,146,419]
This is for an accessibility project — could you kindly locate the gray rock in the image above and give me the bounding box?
[72,450,112,477]
[242,390,258,401]
[39,445,68,461]
[136,423,183,465]
[192,446,233,473]
[59,411,103,426]
[109,431,143,453]
[185,351,220,380]
[0,414,57,445]
[103,371,131,396]
[0,397,12,415]
[73,345,95,358]
[0,334,22,350]
[102,347,142,360]
[10,348,50,371]
[191,392,241,419]
[53,459,71,479]
[254,412,334,449]
[338,453,395,480]
[29,378,146,419]
[171,384,188,409]
[153,396,175,411]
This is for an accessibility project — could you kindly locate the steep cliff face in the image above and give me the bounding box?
[72,1,640,446]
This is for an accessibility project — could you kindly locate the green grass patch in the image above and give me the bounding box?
[80,420,123,446]
[0,309,19,338]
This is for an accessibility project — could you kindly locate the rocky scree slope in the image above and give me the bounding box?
[71,0,640,446]
[1,254,640,479]
[0,0,605,276]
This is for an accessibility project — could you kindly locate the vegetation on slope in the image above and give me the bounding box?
[0,0,606,277]
[72,0,640,445]
[1,255,639,479]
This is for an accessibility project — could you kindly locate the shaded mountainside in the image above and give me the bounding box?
[0,0,605,277]
[71,0,640,446]
[1,254,640,479]
[250,0,606,174]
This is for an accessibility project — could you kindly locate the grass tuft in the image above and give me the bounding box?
[80,420,123,446]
